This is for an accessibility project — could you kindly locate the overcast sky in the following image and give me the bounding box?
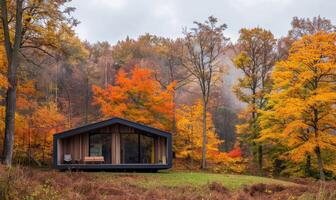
[68,0,336,45]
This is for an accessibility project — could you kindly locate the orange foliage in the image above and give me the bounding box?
[0,77,65,164]
[92,66,174,131]
[0,40,8,92]
[227,147,242,158]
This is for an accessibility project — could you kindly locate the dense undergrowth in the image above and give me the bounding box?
[0,165,335,200]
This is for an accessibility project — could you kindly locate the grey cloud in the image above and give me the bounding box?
[68,0,336,44]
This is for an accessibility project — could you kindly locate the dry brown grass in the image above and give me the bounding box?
[0,165,335,200]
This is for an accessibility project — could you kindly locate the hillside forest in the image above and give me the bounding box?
[0,0,335,181]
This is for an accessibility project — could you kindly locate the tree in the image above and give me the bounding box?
[112,35,190,134]
[182,16,227,169]
[0,0,76,165]
[278,16,336,59]
[92,66,174,131]
[153,38,189,134]
[233,27,276,174]
[30,102,65,163]
[112,34,159,72]
[175,100,246,173]
[259,32,336,181]
[56,32,89,127]
[175,100,222,163]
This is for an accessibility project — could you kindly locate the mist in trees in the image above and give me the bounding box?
[0,3,335,181]
[181,16,228,169]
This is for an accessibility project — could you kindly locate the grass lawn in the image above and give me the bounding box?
[95,171,297,190]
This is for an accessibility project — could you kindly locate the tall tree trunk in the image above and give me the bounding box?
[252,93,263,175]
[305,154,311,177]
[1,0,24,166]
[104,57,108,88]
[55,61,59,110]
[273,159,282,177]
[171,93,177,134]
[28,120,31,166]
[258,145,263,175]
[315,146,325,181]
[201,98,207,169]
[191,125,194,168]
[3,79,17,165]
[84,68,89,124]
[3,48,20,166]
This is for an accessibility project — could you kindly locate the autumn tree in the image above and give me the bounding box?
[111,35,190,133]
[56,32,89,127]
[182,16,227,169]
[176,100,246,172]
[30,102,65,164]
[92,67,174,131]
[153,38,189,134]
[0,0,76,165]
[90,42,114,88]
[233,27,276,174]
[259,32,336,181]
[278,16,336,59]
[175,100,222,163]
[112,34,160,72]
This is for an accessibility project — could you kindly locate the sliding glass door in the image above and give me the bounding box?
[88,131,157,165]
[120,133,139,163]
[140,134,154,163]
[120,132,154,164]
[89,133,112,164]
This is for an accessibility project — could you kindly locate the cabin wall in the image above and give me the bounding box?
[81,133,89,158]
[58,123,168,165]
[111,130,121,164]
[57,139,62,165]
[62,134,80,162]
[59,133,88,164]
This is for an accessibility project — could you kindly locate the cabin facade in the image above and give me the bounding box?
[53,117,172,171]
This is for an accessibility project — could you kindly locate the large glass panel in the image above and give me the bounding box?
[121,133,139,163]
[89,133,112,164]
[120,132,155,164]
[140,134,154,163]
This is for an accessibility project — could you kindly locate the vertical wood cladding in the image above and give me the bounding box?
[58,123,166,164]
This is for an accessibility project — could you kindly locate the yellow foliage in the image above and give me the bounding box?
[233,28,276,144]
[175,100,224,163]
[259,32,336,164]
[0,40,8,92]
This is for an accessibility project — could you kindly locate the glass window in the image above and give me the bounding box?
[89,133,112,164]
[120,132,155,164]
[140,134,154,164]
[121,133,139,164]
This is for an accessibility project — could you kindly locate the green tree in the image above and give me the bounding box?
[233,27,276,174]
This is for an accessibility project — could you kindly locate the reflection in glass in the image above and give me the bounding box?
[121,132,154,164]
[89,133,112,164]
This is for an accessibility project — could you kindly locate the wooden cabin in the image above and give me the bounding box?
[53,117,172,171]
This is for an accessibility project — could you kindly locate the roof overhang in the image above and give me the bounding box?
[53,117,172,140]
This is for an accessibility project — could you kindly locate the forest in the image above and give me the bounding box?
[0,0,335,199]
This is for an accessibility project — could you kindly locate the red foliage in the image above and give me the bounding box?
[227,147,242,158]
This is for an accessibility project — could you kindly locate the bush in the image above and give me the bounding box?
[24,180,61,200]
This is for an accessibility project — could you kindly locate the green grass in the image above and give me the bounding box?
[95,171,297,190]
